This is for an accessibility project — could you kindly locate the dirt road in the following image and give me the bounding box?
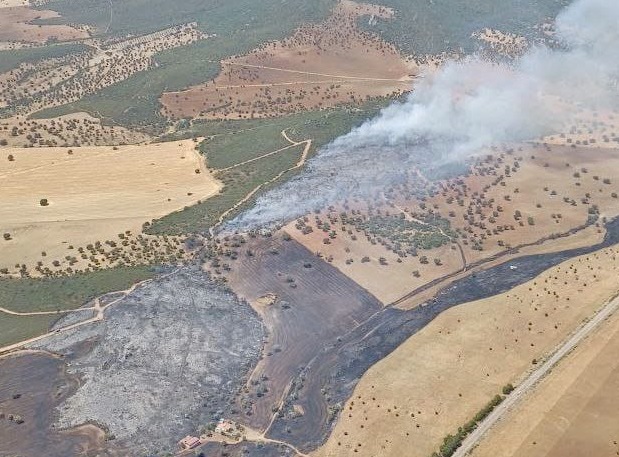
[223,61,414,83]
[453,292,619,457]
[211,129,312,232]
[0,269,179,355]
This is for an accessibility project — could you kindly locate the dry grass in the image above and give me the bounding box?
[0,6,88,43]
[313,246,619,457]
[472,304,619,457]
[286,218,464,304]
[0,0,28,8]
[0,140,221,273]
[0,113,150,148]
[289,145,619,306]
[161,0,414,120]
[472,28,528,57]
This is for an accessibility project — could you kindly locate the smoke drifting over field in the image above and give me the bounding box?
[231,0,619,229]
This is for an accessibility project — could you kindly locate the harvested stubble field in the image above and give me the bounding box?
[313,243,619,457]
[0,139,220,274]
[472,305,619,457]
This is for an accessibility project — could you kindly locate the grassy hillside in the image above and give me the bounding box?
[0,265,155,347]
[0,266,155,314]
[40,0,333,37]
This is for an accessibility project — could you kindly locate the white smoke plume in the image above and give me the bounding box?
[230,0,619,229]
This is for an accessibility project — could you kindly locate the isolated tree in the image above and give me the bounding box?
[39,198,49,206]
[502,383,515,395]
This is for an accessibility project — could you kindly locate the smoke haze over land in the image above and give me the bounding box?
[231,0,619,229]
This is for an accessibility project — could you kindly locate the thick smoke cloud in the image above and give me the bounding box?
[230,0,619,230]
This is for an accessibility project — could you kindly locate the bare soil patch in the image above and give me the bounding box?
[0,6,88,43]
[161,0,414,120]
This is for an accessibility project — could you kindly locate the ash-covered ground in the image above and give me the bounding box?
[30,267,264,455]
[265,217,619,451]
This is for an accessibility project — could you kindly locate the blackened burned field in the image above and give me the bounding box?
[223,238,383,431]
[257,217,619,451]
[0,352,106,457]
[27,268,265,455]
[6,218,619,457]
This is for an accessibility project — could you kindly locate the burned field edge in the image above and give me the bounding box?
[220,237,383,431]
[145,101,388,235]
[0,352,105,457]
[260,216,619,451]
[3,215,618,456]
[0,265,156,347]
[20,267,265,455]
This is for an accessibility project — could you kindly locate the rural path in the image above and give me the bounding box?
[243,426,309,457]
[211,129,312,233]
[104,0,113,34]
[224,61,413,83]
[212,79,376,90]
[0,269,179,355]
[0,304,96,317]
[217,142,300,172]
[452,292,619,457]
